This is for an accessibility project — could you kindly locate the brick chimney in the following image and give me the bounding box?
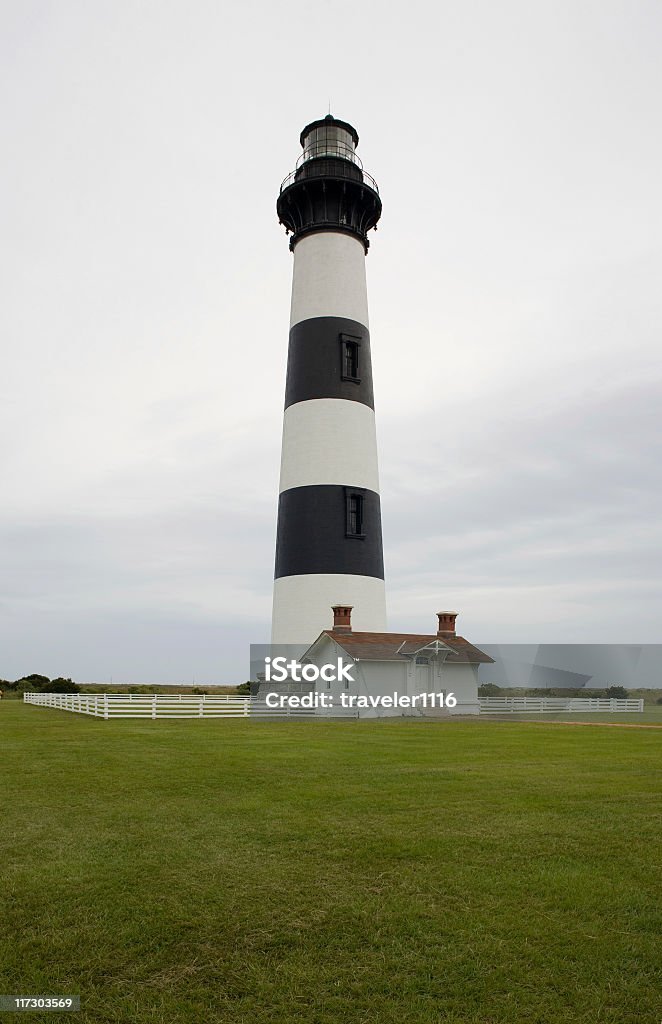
[332,605,353,632]
[437,611,458,637]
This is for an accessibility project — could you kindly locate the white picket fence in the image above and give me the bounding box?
[478,697,644,714]
[23,692,319,719]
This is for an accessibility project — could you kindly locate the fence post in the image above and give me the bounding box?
[244,699,249,717]
[152,695,157,719]
[103,693,109,720]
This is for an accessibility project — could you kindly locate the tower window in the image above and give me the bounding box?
[345,489,365,538]
[345,342,359,379]
[340,334,361,383]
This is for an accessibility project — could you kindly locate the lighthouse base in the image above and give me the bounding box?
[271,573,387,646]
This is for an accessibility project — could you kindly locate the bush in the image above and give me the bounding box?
[478,683,501,697]
[42,678,79,694]
[14,674,51,691]
[605,686,629,700]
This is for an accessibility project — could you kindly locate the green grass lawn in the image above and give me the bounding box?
[1,703,660,1024]
[480,706,662,725]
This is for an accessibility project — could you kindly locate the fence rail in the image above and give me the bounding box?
[24,692,252,718]
[22,693,351,719]
[478,697,644,714]
[24,693,644,719]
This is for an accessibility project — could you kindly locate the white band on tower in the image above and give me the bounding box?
[290,232,369,328]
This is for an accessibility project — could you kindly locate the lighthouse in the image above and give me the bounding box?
[271,115,387,645]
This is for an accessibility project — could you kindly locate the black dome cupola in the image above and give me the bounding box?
[277,114,382,253]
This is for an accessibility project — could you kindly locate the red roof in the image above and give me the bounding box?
[321,631,493,664]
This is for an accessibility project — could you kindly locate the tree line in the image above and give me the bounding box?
[1,676,249,698]
[1,674,79,696]
[478,683,631,699]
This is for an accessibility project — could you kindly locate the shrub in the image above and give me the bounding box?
[42,678,79,694]
[15,674,51,691]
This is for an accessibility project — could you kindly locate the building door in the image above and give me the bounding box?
[415,656,432,695]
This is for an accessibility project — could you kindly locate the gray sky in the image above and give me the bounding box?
[2,0,661,683]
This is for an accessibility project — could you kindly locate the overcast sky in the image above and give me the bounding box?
[2,0,661,683]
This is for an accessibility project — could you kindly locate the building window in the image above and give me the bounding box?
[415,656,429,665]
[345,489,365,538]
[340,334,361,383]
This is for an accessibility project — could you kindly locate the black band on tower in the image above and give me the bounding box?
[274,485,384,580]
[285,317,374,410]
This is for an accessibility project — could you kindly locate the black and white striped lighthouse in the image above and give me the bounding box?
[271,115,387,644]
